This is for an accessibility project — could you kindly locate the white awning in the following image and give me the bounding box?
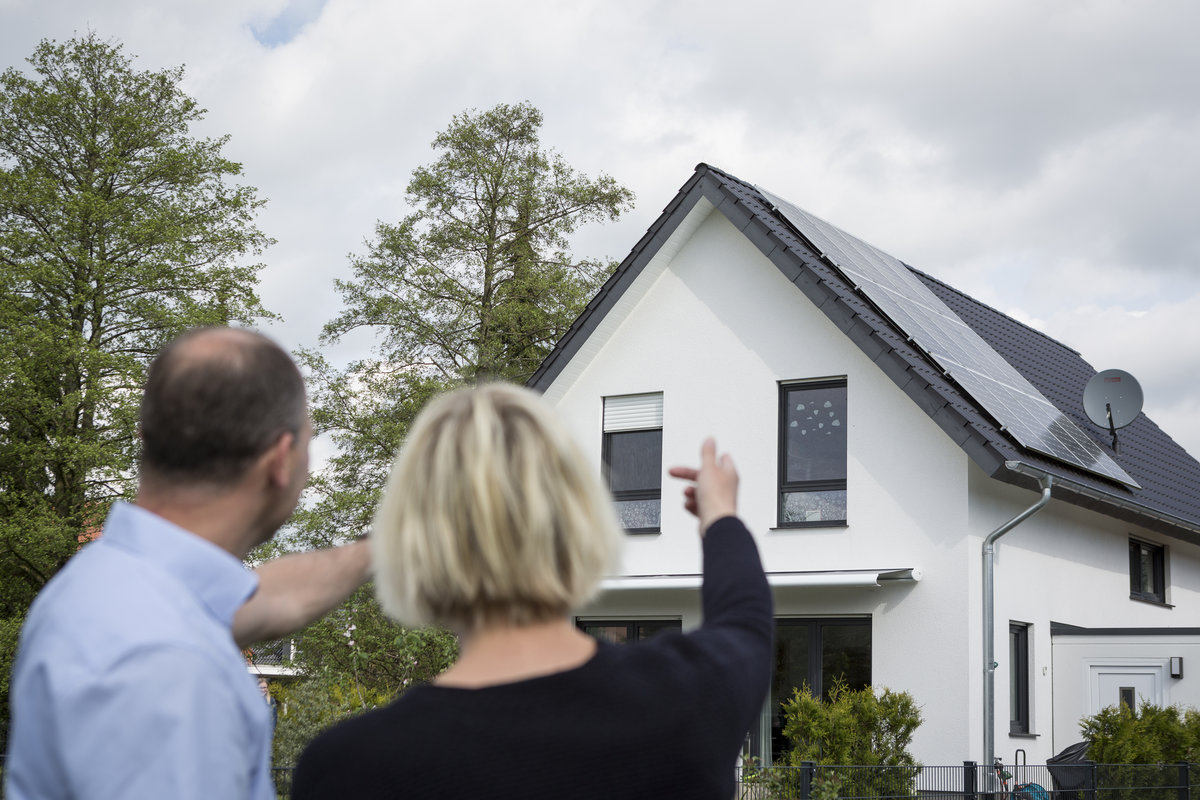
[599,568,921,592]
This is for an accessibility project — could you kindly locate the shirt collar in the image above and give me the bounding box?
[101,501,259,628]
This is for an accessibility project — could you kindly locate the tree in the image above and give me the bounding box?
[0,33,272,736]
[319,100,634,385]
[277,103,632,725]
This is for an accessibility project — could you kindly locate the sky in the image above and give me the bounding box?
[3,0,1199,462]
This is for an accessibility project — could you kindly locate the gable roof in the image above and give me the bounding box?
[529,164,1200,542]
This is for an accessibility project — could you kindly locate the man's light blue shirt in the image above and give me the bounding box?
[5,502,275,799]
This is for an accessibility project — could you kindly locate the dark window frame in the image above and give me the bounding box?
[778,379,848,528]
[1009,622,1030,734]
[1129,538,1166,604]
[576,618,681,644]
[764,616,871,764]
[602,427,662,533]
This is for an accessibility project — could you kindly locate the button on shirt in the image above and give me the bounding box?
[5,502,274,800]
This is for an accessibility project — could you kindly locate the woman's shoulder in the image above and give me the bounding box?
[300,687,437,760]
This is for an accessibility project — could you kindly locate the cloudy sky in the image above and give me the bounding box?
[3,0,1198,460]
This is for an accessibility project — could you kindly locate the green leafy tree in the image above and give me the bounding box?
[277,102,633,702]
[287,584,458,699]
[318,99,634,385]
[0,32,272,737]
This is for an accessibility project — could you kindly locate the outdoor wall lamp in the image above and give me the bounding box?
[1171,657,1183,678]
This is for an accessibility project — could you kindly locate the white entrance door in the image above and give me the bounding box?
[1086,660,1167,715]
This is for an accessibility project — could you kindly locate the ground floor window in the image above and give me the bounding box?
[1010,622,1030,734]
[576,618,681,644]
[753,617,872,764]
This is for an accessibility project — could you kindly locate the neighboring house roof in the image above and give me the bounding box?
[529,163,1200,543]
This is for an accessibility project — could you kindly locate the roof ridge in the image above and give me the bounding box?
[904,264,1083,357]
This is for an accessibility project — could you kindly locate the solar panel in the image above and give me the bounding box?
[757,186,1140,489]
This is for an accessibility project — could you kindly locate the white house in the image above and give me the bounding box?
[527,164,1200,768]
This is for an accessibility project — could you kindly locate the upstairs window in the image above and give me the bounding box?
[779,380,847,527]
[1129,538,1166,604]
[603,393,663,533]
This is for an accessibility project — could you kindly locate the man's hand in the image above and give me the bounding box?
[233,539,371,648]
[667,437,738,535]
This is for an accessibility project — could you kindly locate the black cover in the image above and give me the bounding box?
[1046,741,1094,791]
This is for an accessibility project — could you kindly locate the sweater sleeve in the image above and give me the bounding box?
[691,516,774,735]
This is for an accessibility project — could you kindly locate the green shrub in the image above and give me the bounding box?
[271,678,395,768]
[779,678,923,798]
[1080,700,1200,764]
[1078,701,1200,800]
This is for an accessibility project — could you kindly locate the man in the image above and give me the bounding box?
[5,327,372,799]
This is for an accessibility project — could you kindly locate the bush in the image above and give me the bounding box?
[1078,701,1200,800]
[779,678,923,797]
[270,678,394,768]
[1080,700,1200,764]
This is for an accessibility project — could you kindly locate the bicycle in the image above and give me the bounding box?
[995,757,1049,800]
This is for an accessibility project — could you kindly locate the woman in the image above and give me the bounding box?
[293,383,771,799]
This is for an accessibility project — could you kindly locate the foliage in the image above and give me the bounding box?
[0,31,270,739]
[738,756,847,800]
[1080,700,1200,764]
[1077,701,1200,800]
[288,584,458,698]
[269,677,393,768]
[318,99,633,386]
[265,590,457,768]
[810,772,845,800]
[782,678,922,766]
[779,678,922,797]
[277,102,631,695]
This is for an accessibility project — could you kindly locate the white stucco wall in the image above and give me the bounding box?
[547,202,981,763]
[974,468,1200,762]
[543,198,1200,767]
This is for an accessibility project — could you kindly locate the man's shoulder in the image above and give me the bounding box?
[19,541,212,670]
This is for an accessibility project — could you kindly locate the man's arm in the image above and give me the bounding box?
[234,540,371,648]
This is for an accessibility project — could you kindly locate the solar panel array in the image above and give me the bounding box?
[756,186,1140,489]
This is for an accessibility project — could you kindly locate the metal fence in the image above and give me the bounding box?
[4,757,1199,800]
[734,761,1200,799]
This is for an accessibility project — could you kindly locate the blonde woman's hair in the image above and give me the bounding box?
[372,383,622,631]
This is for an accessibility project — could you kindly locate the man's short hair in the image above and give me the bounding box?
[139,327,307,485]
[372,383,622,631]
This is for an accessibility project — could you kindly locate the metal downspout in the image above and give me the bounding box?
[983,463,1053,774]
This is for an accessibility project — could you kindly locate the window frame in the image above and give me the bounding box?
[760,616,872,764]
[575,618,682,644]
[602,393,663,534]
[1129,538,1167,605]
[1009,622,1030,735]
[777,379,848,528]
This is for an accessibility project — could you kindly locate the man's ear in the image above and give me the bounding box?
[263,431,297,487]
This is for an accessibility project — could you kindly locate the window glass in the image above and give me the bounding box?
[784,384,847,483]
[781,489,847,525]
[1009,623,1030,734]
[820,623,871,698]
[765,618,871,764]
[612,499,660,531]
[606,430,662,493]
[577,619,681,645]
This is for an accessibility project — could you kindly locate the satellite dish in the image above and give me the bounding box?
[1083,369,1144,453]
